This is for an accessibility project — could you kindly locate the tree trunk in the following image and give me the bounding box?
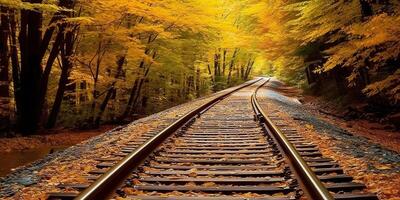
[89,40,105,125]
[0,7,10,100]
[37,0,76,118]
[207,63,214,85]
[360,0,373,18]
[121,78,139,120]
[240,65,245,79]
[129,49,157,115]
[236,65,240,78]
[120,44,154,120]
[16,0,75,134]
[333,68,346,95]
[222,49,227,76]
[227,48,238,84]
[38,30,64,115]
[214,49,221,77]
[46,55,69,128]
[94,55,125,127]
[359,67,370,88]
[195,67,200,97]
[244,58,254,80]
[121,57,147,120]
[18,1,44,134]
[214,53,219,77]
[94,87,115,127]
[129,50,157,114]
[9,9,21,119]
[46,25,77,128]
[0,7,10,130]
[45,0,77,129]
[130,66,150,114]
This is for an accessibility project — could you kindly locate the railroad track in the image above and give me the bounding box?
[48,78,378,200]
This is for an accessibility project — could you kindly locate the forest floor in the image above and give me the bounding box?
[0,125,116,153]
[303,97,400,153]
[266,79,400,153]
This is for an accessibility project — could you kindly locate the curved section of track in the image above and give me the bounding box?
[47,78,378,200]
[253,80,377,200]
[252,81,332,200]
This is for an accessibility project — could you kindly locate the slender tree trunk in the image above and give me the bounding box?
[9,9,21,118]
[94,55,125,127]
[122,32,159,120]
[43,0,76,129]
[244,58,254,80]
[227,48,238,84]
[222,49,227,76]
[38,30,64,113]
[214,53,219,77]
[121,57,146,120]
[94,87,115,127]
[207,63,214,85]
[131,49,157,115]
[37,0,75,122]
[120,42,152,120]
[236,65,240,78]
[89,41,104,124]
[333,68,346,94]
[214,49,222,77]
[359,67,370,87]
[130,66,150,114]
[46,56,69,128]
[360,0,373,19]
[195,67,200,97]
[46,25,77,128]
[240,64,245,79]
[39,0,75,59]
[188,75,194,96]
[121,78,139,119]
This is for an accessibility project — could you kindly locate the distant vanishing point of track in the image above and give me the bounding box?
[48,78,378,200]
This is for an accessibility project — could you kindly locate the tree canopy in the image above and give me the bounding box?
[255,0,400,104]
[0,0,398,134]
[0,0,266,134]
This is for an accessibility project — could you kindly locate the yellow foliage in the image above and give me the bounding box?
[363,69,400,102]
[0,0,62,12]
[255,0,400,102]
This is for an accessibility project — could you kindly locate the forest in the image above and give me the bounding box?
[0,0,399,135]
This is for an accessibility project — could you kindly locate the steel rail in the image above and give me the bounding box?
[251,78,334,200]
[75,78,262,200]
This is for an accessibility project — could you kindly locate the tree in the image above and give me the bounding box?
[46,8,80,128]
[256,0,400,105]
[0,0,266,134]
[0,7,11,131]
